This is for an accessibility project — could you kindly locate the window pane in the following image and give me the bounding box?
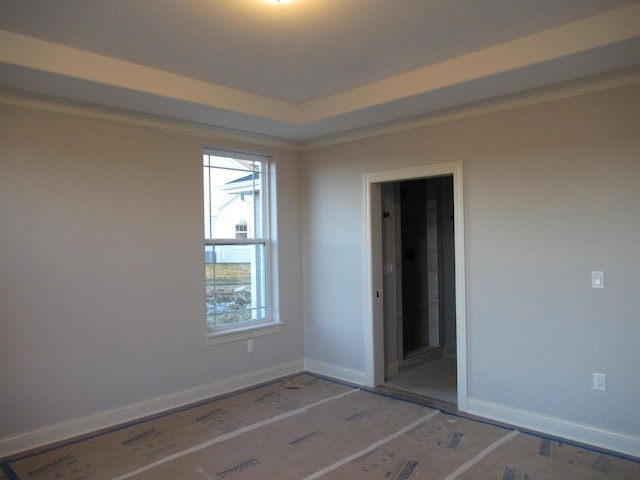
[203,155,262,239]
[205,243,267,327]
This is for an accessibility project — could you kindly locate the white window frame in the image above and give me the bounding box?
[203,148,282,346]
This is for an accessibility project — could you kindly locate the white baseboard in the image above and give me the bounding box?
[0,359,304,459]
[304,358,367,386]
[467,398,640,458]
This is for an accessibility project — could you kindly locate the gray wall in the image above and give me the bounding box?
[302,84,640,437]
[1,82,639,446]
[0,105,304,437]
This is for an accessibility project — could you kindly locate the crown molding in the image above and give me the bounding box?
[2,65,639,153]
[299,3,640,124]
[0,88,302,151]
[302,65,640,150]
[0,29,296,123]
[3,3,638,131]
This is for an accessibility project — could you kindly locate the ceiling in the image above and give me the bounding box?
[1,0,639,143]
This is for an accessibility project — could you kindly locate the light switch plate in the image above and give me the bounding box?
[592,271,604,288]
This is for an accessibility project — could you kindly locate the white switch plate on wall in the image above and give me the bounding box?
[591,271,604,288]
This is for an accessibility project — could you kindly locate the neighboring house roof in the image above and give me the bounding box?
[225,172,259,185]
[220,172,261,195]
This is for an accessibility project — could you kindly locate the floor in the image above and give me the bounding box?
[384,355,457,404]
[4,373,638,479]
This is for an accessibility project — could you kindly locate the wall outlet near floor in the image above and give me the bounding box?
[593,372,606,391]
[247,339,254,353]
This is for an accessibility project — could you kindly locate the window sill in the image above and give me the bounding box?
[205,321,284,346]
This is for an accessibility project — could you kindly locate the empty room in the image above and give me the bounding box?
[1,1,639,479]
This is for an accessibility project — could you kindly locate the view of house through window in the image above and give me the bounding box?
[203,151,268,329]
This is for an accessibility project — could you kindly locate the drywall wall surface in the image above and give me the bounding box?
[0,105,303,438]
[301,153,368,373]
[301,83,640,437]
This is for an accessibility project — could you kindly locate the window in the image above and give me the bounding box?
[203,150,280,344]
[235,219,248,239]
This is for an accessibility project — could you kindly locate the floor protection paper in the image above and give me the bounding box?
[2,374,638,480]
[4,375,350,480]
[458,431,640,480]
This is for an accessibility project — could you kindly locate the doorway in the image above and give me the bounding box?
[381,176,457,404]
[362,162,467,411]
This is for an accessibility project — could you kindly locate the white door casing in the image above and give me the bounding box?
[362,161,468,411]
